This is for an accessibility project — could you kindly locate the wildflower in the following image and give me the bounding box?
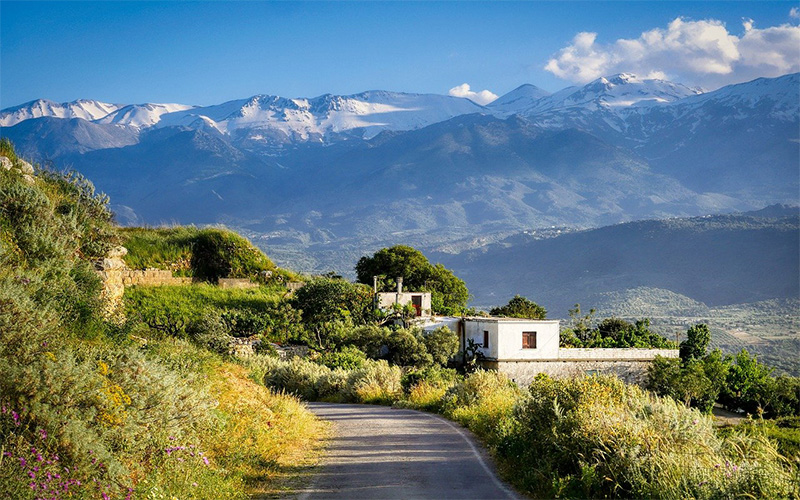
[692,419,698,425]
[192,482,198,487]
[202,456,209,466]
[19,457,27,467]
[169,436,176,441]
[102,492,110,500]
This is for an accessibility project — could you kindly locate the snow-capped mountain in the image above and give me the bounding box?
[0,73,796,265]
[487,84,551,115]
[0,99,123,127]
[153,90,489,148]
[0,91,488,151]
[97,103,195,128]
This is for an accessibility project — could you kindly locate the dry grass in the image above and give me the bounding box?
[204,363,328,497]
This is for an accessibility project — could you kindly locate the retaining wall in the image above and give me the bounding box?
[483,348,679,386]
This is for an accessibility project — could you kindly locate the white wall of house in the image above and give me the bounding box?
[460,318,561,360]
[464,319,500,359]
[495,320,560,360]
[377,292,432,317]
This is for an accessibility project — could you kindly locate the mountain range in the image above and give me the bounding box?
[1,72,798,280]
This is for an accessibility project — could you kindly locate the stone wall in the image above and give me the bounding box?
[94,246,196,321]
[120,269,195,287]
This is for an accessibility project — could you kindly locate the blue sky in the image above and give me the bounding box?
[1,1,798,108]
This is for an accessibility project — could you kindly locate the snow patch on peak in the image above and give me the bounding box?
[97,103,194,128]
[0,99,123,127]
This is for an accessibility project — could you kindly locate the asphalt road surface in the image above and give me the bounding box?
[297,402,518,500]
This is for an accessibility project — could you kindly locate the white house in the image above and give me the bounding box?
[422,316,678,385]
[376,277,432,318]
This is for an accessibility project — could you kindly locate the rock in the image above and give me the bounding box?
[108,246,128,258]
[22,174,35,185]
[18,160,34,175]
[0,156,12,171]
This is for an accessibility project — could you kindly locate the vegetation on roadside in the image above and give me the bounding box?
[257,354,799,499]
[0,140,323,499]
[647,324,800,417]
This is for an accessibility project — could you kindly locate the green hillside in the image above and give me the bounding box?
[0,139,323,498]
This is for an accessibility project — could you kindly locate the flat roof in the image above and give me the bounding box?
[429,316,559,324]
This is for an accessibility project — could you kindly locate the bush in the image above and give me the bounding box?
[317,345,367,371]
[421,326,459,366]
[191,228,275,282]
[188,313,235,355]
[503,375,796,499]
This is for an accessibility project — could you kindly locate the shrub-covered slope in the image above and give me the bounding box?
[0,140,323,499]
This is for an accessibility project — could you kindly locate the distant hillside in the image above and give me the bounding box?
[437,209,799,314]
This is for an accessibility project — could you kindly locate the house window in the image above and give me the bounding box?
[522,331,537,349]
[483,331,489,349]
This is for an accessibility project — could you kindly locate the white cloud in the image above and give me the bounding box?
[790,7,800,19]
[448,83,498,105]
[545,17,800,88]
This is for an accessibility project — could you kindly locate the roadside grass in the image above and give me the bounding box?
[257,354,800,499]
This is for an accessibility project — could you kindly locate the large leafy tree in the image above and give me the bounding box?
[679,323,711,362]
[490,295,547,319]
[355,245,469,315]
[292,278,374,348]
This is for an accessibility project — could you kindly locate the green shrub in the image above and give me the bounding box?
[317,345,367,371]
[502,375,796,499]
[421,326,459,366]
[187,313,235,355]
[191,228,275,282]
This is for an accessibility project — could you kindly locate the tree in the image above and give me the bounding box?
[292,278,374,349]
[596,317,632,341]
[355,245,469,315]
[489,295,546,319]
[567,303,596,343]
[422,326,459,366]
[722,349,774,415]
[680,323,711,362]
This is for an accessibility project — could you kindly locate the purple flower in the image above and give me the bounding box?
[102,492,110,500]
[39,428,47,440]
[202,456,209,466]
[19,457,27,467]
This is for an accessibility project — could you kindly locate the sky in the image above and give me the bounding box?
[1,1,798,108]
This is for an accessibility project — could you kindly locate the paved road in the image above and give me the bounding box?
[297,402,518,500]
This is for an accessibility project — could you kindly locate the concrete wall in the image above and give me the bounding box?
[483,348,679,386]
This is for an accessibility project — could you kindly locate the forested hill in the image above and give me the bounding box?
[436,207,799,313]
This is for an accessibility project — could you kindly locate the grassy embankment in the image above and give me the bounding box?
[252,354,800,499]
[0,139,324,499]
